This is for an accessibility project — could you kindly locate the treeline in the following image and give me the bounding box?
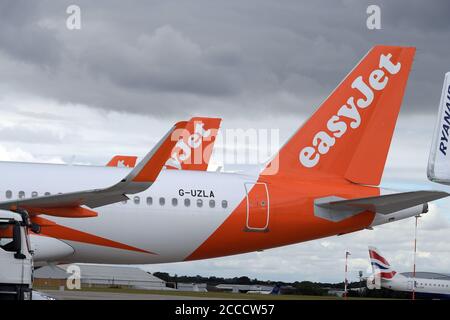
[152,272,365,296]
[152,271,414,298]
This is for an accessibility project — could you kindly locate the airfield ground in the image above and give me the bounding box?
[37,287,377,300]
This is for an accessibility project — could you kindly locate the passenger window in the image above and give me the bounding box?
[146,197,153,206]
[31,191,38,198]
[133,196,140,205]
[44,192,51,196]
[18,191,25,199]
[197,199,203,208]
[184,198,191,207]
[209,200,215,208]
[159,197,165,206]
[222,200,228,209]
[172,198,178,206]
[5,190,12,199]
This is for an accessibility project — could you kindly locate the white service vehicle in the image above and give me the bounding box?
[0,210,34,300]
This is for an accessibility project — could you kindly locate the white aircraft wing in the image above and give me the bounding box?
[428,72,450,184]
[0,121,187,218]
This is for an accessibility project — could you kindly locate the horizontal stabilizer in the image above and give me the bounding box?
[316,190,448,215]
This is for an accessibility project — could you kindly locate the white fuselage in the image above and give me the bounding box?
[0,161,423,266]
[0,161,253,264]
[382,274,450,297]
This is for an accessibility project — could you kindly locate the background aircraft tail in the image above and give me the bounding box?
[106,155,138,168]
[164,117,221,171]
[263,46,415,185]
[369,246,397,280]
[428,72,450,185]
[106,117,221,171]
[270,284,281,295]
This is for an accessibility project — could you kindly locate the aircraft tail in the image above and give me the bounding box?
[368,246,397,280]
[270,284,281,295]
[106,117,221,171]
[164,117,221,171]
[263,46,415,185]
[428,72,450,185]
[106,155,138,168]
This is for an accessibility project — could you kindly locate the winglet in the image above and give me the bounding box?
[0,120,203,215]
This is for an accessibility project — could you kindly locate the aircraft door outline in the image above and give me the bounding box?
[244,182,270,232]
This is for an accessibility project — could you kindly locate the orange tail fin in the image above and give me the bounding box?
[165,117,221,171]
[106,155,138,168]
[264,46,415,185]
[107,117,221,171]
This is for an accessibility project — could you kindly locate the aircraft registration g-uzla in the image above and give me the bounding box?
[368,247,450,299]
[2,45,449,266]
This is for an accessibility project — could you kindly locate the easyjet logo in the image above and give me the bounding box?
[165,121,212,169]
[299,53,401,168]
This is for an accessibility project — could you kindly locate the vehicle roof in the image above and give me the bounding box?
[0,210,22,222]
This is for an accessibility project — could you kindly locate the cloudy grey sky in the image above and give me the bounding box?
[1,0,450,282]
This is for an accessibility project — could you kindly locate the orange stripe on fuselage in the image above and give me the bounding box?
[34,217,155,255]
[186,174,378,261]
[25,206,98,218]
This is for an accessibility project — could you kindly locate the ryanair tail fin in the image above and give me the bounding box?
[263,46,415,185]
[428,72,450,185]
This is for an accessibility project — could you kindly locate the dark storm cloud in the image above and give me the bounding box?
[0,0,62,66]
[1,0,450,117]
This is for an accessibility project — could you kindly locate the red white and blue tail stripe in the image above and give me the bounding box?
[369,246,397,280]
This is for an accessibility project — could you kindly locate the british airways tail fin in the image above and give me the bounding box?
[368,246,397,280]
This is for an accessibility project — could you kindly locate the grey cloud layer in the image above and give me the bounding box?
[1,0,450,118]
